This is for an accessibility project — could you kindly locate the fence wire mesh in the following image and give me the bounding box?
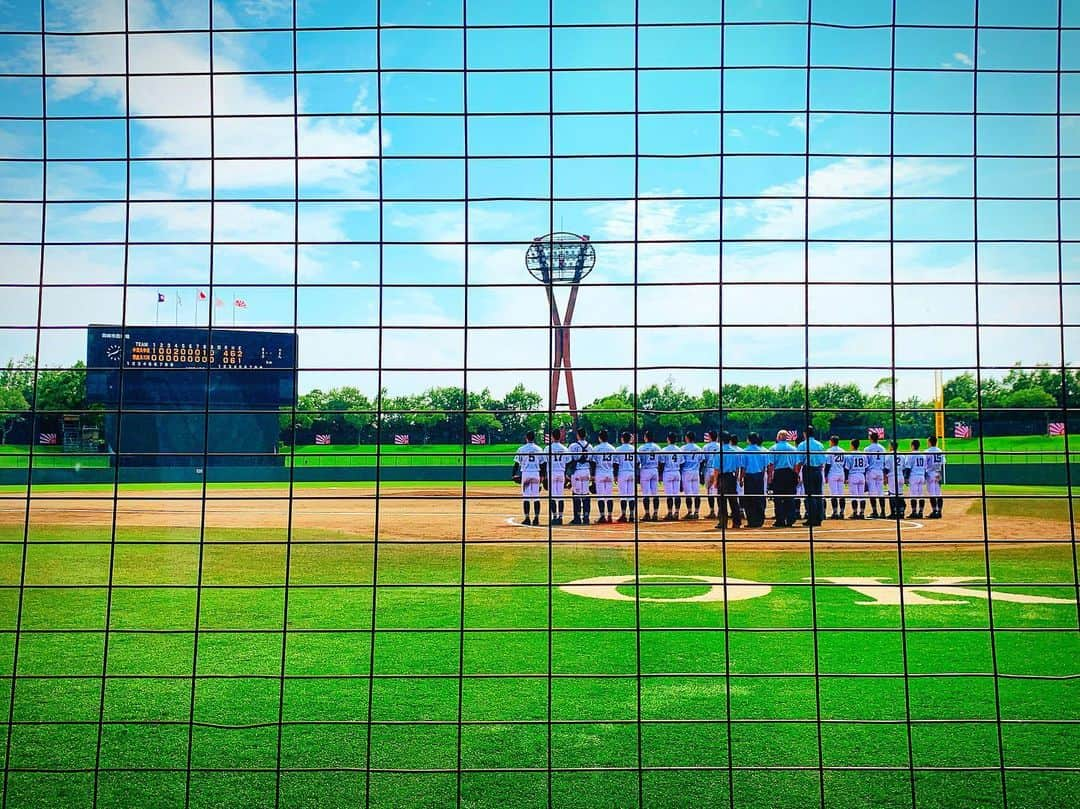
[0,0,1078,808]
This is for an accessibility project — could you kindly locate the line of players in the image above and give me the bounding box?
[511,427,947,527]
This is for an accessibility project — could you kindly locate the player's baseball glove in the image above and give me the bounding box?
[540,475,548,492]
[589,481,597,495]
[512,473,522,484]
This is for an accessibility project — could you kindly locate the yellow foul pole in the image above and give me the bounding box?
[933,370,945,450]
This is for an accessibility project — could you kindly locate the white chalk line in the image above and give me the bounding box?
[503,516,926,535]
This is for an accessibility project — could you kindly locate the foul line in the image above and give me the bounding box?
[504,517,926,535]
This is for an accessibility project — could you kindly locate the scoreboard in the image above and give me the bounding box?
[87,325,294,372]
[85,325,297,467]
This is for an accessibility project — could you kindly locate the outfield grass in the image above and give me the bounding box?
[0,524,1076,809]
[3,435,1077,470]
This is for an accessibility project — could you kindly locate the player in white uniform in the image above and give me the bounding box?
[567,427,594,525]
[825,435,846,519]
[904,438,930,518]
[512,431,546,525]
[864,432,887,519]
[614,431,637,523]
[660,432,682,520]
[925,435,946,519]
[637,431,661,522]
[844,438,868,519]
[546,428,568,525]
[592,430,617,524]
[680,431,704,519]
[886,439,906,520]
[701,430,722,519]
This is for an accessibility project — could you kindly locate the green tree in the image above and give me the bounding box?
[0,357,33,445]
[499,383,542,436]
[466,411,502,436]
[725,384,776,436]
[0,387,29,445]
[465,389,503,440]
[1003,387,1057,410]
[810,411,835,436]
[33,362,86,413]
[944,373,977,410]
[580,387,635,435]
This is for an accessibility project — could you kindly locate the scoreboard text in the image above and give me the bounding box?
[88,325,295,371]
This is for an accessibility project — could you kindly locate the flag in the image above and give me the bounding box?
[198,290,207,301]
[867,426,885,439]
[157,293,165,303]
[1049,422,1066,436]
[954,422,972,439]
[234,298,247,309]
[39,433,57,445]
[315,434,331,445]
[470,434,486,445]
[394,434,409,445]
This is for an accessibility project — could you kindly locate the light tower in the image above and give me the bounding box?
[525,232,596,419]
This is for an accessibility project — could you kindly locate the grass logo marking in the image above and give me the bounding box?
[560,574,771,603]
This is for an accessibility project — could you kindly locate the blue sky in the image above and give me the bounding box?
[1,0,1080,403]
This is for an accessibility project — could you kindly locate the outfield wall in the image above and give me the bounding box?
[2,464,1078,487]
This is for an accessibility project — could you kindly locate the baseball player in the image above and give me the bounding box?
[512,430,545,526]
[701,430,722,519]
[567,427,595,525]
[637,430,661,522]
[864,431,887,519]
[660,432,683,520]
[680,431,704,519]
[593,429,617,524]
[825,435,846,519]
[925,435,946,519]
[844,438,869,519]
[614,431,637,523]
[547,427,568,525]
[886,439,906,520]
[905,438,930,518]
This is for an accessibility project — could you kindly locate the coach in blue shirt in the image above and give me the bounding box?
[795,426,827,526]
[740,433,769,528]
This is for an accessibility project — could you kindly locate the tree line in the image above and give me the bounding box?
[1,356,1076,446]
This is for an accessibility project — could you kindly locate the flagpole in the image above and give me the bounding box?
[232,289,236,327]
[155,289,160,325]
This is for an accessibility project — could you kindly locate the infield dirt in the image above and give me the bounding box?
[1,485,1073,549]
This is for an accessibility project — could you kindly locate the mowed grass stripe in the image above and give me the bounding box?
[0,538,1076,807]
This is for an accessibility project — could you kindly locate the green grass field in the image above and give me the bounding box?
[0,521,1076,809]
[3,435,1078,470]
